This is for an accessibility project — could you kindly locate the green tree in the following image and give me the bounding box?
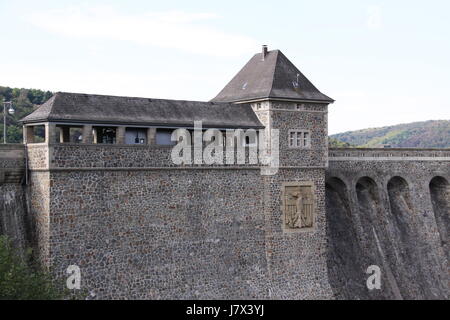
[0,86,53,143]
[0,235,64,300]
[328,137,354,148]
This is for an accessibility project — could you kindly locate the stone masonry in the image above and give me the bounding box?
[0,47,447,299]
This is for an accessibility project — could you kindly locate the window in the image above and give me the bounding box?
[242,132,258,147]
[296,103,304,110]
[24,125,45,143]
[125,128,147,144]
[288,130,311,148]
[156,129,176,145]
[289,131,295,147]
[256,102,261,110]
[303,132,309,147]
[95,127,116,144]
[296,133,302,147]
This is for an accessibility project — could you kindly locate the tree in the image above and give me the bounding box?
[0,235,64,299]
[328,137,354,148]
[0,86,53,143]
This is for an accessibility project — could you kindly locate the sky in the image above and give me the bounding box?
[0,0,449,134]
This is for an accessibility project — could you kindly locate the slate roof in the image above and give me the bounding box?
[20,92,264,129]
[211,49,334,103]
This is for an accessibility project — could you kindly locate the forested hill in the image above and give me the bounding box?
[330,120,450,148]
[0,86,53,143]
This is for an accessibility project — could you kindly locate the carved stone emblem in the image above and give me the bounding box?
[282,182,315,231]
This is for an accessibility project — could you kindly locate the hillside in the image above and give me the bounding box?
[331,120,450,148]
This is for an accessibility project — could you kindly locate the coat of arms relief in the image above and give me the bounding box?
[282,182,315,231]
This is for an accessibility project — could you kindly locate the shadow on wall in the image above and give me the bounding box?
[326,174,450,300]
[429,177,450,263]
[325,177,365,299]
[0,184,29,256]
[354,176,395,299]
[325,177,391,299]
[385,176,429,299]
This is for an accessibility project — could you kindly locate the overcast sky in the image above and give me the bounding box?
[0,0,449,134]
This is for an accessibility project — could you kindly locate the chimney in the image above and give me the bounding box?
[262,45,268,61]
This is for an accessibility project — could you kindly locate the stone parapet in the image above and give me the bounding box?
[329,148,450,160]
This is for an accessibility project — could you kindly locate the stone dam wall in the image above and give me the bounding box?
[326,148,450,299]
[24,143,332,299]
[0,144,28,254]
[1,143,449,299]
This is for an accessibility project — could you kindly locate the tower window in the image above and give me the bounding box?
[256,102,262,110]
[303,132,310,147]
[296,104,304,110]
[288,130,311,148]
[289,131,295,147]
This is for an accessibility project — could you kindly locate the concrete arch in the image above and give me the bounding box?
[325,172,351,189]
[326,177,367,299]
[355,176,384,251]
[385,175,431,298]
[381,174,415,192]
[355,177,385,243]
[355,177,382,221]
[429,176,450,263]
[387,176,414,213]
[387,176,415,245]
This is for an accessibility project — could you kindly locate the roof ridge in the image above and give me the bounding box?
[53,91,229,105]
[273,51,316,92]
[20,93,263,128]
[211,48,334,103]
[267,50,281,99]
[19,93,56,122]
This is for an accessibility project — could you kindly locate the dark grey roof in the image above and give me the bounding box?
[20,92,264,129]
[211,49,334,103]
